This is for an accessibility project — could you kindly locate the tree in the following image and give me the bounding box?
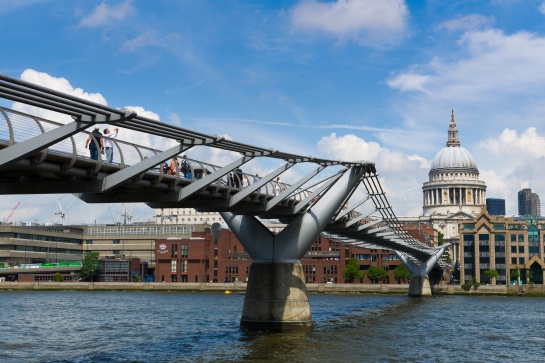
[54,272,64,282]
[438,231,444,245]
[79,251,99,282]
[437,232,452,263]
[527,269,534,285]
[511,267,520,285]
[483,269,499,284]
[342,258,364,283]
[367,266,388,284]
[393,263,411,283]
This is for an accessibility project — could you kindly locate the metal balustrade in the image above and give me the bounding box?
[0,73,448,265]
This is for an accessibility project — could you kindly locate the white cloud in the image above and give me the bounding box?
[480,127,545,158]
[539,2,545,15]
[290,0,409,46]
[13,69,107,124]
[386,73,430,92]
[437,14,494,32]
[3,70,173,224]
[78,0,135,28]
[389,29,545,100]
[121,30,182,52]
[385,27,545,148]
[316,133,381,162]
[316,133,429,216]
[477,127,545,215]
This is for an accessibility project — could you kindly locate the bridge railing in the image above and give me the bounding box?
[0,106,310,202]
[0,73,447,265]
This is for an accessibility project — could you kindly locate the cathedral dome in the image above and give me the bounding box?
[430,110,477,171]
[431,146,476,170]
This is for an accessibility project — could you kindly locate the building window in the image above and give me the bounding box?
[181,260,188,272]
[493,224,505,230]
[86,240,93,244]
[494,234,505,243]
[511,257,517,264]
[171,244,178,258]
[518,246,524,253]
[464,224,475,230]
[519,257,525,264]
[113,239,120,244]
[181,244,188,257]
[518,234,524,242]
[511,246,516,253]
[510,235,516,242]
[171,260,177,273]
[112,250,120,255]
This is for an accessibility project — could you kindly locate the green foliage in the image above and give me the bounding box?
[461,281,472,291]
[367,265,388,284]
[483,269,499,283]
[511,267,520,279]
[471,278,480,289]
[438,231,444,246]
[342,258,364,283]
[133,274,141,282]
[393,263,411,283]
[53,272,64,282]
[79,251,99,282]
[527,269,534,285]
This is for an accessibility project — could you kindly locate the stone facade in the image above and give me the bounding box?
[459,206,545,285]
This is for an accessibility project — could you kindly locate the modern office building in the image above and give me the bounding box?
[518,188,541,217]
[486,198,506,216]
[0,223,207,282]
[459,206,545,285]
[97,256,145,282]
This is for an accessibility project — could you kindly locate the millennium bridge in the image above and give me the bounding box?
[0,74,448,331]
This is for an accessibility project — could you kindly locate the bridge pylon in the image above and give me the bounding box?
[221,166,366,332]
[395,243,450,296]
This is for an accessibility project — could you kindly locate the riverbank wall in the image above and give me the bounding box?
[1,282,544,295]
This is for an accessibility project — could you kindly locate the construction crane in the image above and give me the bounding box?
[121,204,133,225]
[54,196,74,225]
[3,202,20,223]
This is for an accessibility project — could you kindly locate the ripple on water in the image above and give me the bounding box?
[1,292,544,362]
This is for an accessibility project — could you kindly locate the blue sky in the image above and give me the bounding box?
[1,0,545,224]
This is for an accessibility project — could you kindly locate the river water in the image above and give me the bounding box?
[0,291,543,362]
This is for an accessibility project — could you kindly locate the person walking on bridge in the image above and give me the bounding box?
[102,127,119,163]
[85,126,103,160]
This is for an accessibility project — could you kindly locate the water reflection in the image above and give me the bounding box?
[0,292,544,362]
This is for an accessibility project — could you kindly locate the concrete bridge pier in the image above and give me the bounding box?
[220,166,366,332]
[240,261,312,332]
[396,244,450,297]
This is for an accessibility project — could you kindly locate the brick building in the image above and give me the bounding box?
[155,224,419,284]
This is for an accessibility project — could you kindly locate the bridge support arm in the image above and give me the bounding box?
[219,166,367,332]
[395,244,450,297]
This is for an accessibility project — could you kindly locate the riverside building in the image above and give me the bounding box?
[153,223,433,285]
[459,206,545,285]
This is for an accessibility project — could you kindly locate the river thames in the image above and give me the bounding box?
[0,291,544,362]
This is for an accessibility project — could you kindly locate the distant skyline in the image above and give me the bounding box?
[1,0,545,224]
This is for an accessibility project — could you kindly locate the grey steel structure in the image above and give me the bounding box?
[0,74,446,331]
